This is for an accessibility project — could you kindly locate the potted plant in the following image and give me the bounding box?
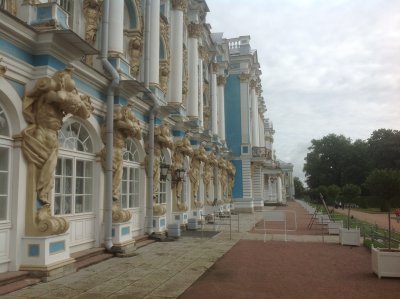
[365,169,400,278]
[339,184,361,246]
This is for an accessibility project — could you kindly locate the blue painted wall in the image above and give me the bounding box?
[231,160,243,198]
[224,74,242,156]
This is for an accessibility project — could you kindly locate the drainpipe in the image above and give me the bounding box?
[144,0,159,234]
[101,0,119,251]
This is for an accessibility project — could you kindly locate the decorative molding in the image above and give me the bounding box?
[187,23,202,39]
[250,79,257,89]
[217,75,226,86]
[198,46,208,62]
[239,72,251,83]
[171,0,188,11]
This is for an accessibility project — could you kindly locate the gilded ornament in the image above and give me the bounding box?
[203,152,218,205]
[239,72,251,82]
[217,75,226,86]
[188,23,202,39]
[83,0,103,65]
[189,145,207,208]
[171,0,187,11]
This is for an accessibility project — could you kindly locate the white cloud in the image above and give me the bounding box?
[207,0,400,183]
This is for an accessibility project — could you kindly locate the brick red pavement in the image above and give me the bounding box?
[180,201,400,299]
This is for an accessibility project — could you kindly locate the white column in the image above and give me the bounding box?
[187,23,201,117]
[211,63,218,136]
[149,0,160,85]
[217,75,226,141]
[277,176,282,203]
[250,80,259,146]
[198,52,204,126]
[108,0,124,53]
[167,0,187,104]
[239,73,250,144]
[268,176,273,201]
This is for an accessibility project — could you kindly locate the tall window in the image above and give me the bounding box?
[156,153,167,204]
[121,139,140,209]
[0,105,10,221]
[54,120,93,215]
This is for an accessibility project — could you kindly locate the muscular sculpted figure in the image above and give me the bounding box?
[218,159,228,205]
[145,123,173,216]
[83,0,102,64]
[99,104,141,223]
[172,136,193,211]
[188,145,207,208]
[203,152,218,206]
[226,161,236,203]
[21,68,93,235]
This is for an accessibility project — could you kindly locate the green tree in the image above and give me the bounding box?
[341,184,361,204]
[364,169,400,211]
[303,134,369,189]
[368,129,400,170]
[364,169,400,249]
[293,177,305,198]
[327,184,341,204]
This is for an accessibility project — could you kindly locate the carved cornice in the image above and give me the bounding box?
[239,72,251,82]
[172,0,188,11]
[217,75,226,86]
[188,23,202,39]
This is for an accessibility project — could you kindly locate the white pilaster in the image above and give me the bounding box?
[149,0,160,85]
[250,80,259,146]
[239,73,250,144]
[167,1,187,104]
[199,57,204,126]
[187,23,201,117]
[277,176,283,203]
[217,75,226,141]
[211,63,218,136]
[108,0,124,53]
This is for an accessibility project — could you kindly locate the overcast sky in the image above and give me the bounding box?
[206,0,400,183]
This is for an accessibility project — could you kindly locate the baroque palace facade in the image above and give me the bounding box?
[0,0,294,275]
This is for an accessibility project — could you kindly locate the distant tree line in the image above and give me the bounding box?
[298,129,400,211]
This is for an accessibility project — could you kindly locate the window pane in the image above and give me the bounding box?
[64,196,71,214]
[55,158,62,175]
[0,196,7,220]
[85,178,92,194]
[123,167,128,180]
[121,194,127,209]
[0,173,8,195]
[76,178,83,194]
[64,177,72,194]
[0,148,9,171]
[122,180,127,193]
[85,162,92,177]
[64,159,73,176]
[54,196,61,215]
[55,177,61,193]
[84,195,92,212]
[76,160,84,177]
[75,195,83,213]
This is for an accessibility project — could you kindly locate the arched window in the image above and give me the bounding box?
[156,153,167,205]
[0,105,10,221]
[54,119,94,215]
[121,138,140,209]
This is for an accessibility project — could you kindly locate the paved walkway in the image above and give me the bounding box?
[0,202,380,299]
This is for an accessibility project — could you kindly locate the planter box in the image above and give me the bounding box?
[371,246,400,278]
[339,228,360,246]
[328,221,343,235]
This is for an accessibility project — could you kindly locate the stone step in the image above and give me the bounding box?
[0,271,41,296]
[136,239,155,249]
[71,247,107,263]
[74,253,114,271]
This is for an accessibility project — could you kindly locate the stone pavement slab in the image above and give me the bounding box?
[1,203,341,299]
